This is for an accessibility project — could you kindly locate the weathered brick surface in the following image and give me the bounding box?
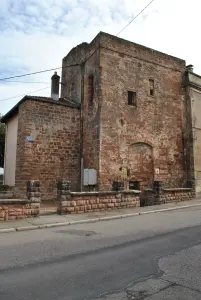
[0,180,40,221]
[141,187,194,206]
[58,192,140,214]
[0,203,39,221]
[61,36,101,189]
[61,32,187,192]
[158,188,194,204]
[99,33,186,190]
[15,100,80,201]
[82,50,101,178]
[57,181,140,214]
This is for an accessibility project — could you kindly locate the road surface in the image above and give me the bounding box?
[1,206,201,299]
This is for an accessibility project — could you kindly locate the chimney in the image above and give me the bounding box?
[186,64,194,73]
[51,72,60,100]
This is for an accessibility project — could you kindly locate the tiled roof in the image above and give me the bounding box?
[1,95,80,123]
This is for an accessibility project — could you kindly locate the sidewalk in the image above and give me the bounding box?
[1,199,201,233]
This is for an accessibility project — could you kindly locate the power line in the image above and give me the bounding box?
[116,0,155,36]
[1,80,50,84]
[0,63,79,81]
[0,1,155,83]
[0,86,50,102]
[0,0,155,102]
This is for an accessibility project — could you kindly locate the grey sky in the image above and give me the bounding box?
[0,0,199,115]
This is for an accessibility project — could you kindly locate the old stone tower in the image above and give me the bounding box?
[61,32,188,192]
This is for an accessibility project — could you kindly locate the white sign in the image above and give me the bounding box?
[26,136,33,142]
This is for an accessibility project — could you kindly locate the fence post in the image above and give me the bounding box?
[26,180,41,216]
[57,181,71,214]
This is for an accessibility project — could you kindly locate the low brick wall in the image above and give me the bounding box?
[0,180,41,221]
[158,188,194,204]
[57,181,140,214]
[0,200,40,221]
[139,183,195,207]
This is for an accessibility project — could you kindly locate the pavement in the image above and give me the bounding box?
[1,205,201,299]
[1,198,201,233]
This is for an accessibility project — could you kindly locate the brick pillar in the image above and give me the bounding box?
[26,180,41,216]
[57,181,71,214]
[153,181,163,194]
[153,181,164,204]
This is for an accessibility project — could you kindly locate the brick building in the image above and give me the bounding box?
[2,32,200,201]
[61,32,188,191]
[2,79,81,201]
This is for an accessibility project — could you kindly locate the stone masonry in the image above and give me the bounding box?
[15,98,80,201]
[0,180,40,221]
[2,31,197,204]
[158,188,194,204]
[57,180,140,214]
[61,32,188,191]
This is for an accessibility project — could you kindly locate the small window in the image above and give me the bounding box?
[128,91,137,106]
[149,79,154,96]
[88,75,94,104]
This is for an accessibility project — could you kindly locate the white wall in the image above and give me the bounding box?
[4,114,18,186]
[191,88,201,194]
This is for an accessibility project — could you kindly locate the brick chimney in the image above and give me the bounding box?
[51,72,60,101]
[186,65,194,72]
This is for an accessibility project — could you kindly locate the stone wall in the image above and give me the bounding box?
[141,181,195,206]
[158,188,194,204]
[15,99,80,201]
[82,48,101,180]
[0,200,39,221]
[61,32,188,192]
[57,181,140,214]
[61,35,101,189]
[98,33,187,190]
[0,180,40,221]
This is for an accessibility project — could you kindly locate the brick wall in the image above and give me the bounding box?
[57,181,140,214]
[15,99,80,201]
[61,32,188,192]
[158,188,194,204]
[61,36,101,189]
[58,191,140,214]
[99,33,187,190]
[0,201,39,221]
[141,186,194,206]
[82,49,101,177]
[0,180,40,221]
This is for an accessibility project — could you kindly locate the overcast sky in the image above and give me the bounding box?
[0,0,200,115]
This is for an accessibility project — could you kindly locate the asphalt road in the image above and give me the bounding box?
[1,206,201,299]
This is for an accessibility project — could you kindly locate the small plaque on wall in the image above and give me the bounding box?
[26,136,33,142]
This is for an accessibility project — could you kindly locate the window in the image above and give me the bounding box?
[149,79,154,96]
[88,75,94,104]
[128,91,137,106]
